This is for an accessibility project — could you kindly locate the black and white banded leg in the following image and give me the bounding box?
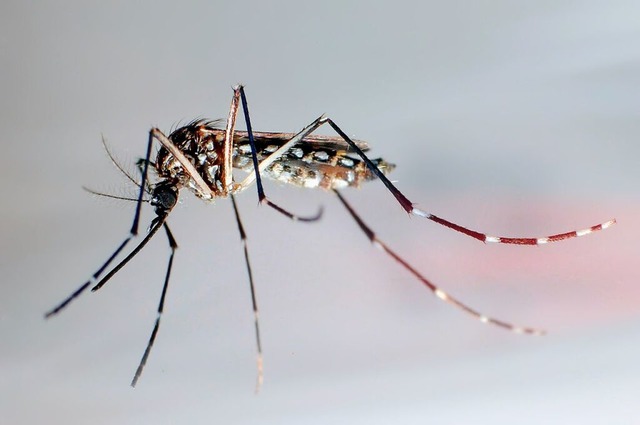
[130,221,178,387]
[238,113,615,246]
[44,130,158,317]
[334,189,544,335]
[46,131,180,388]
[230,194,264,392]
[321,118,616,245]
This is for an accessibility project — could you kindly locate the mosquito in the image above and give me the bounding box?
[45,85,616,389]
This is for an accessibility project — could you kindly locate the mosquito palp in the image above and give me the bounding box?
[46,85,616,389]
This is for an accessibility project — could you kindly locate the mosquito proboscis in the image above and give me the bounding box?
[46,85,616,389]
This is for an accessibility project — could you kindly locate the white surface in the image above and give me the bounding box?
[1,1,639,424]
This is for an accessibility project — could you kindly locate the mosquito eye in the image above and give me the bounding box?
[152,187,177,212]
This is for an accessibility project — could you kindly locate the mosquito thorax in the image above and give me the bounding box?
[150,182,178,215]
[155,120,229,200]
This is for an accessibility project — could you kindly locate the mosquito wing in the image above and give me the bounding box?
[233,130,370,152]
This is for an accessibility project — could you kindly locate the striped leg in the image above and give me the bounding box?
[334,189,544,335]
[230,194,264,392]
[44,130,158,317]
[321,118,616,245]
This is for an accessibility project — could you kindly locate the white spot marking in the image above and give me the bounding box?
[303,176,320,188]
[411,208,428,218]
[332,180,349,189]
[536,237,549,245]
[235,156,250,167]
[485,236,500,243]
[339,157,354,167]
[270,163,283,176]
[207,165,219,180]
[345,170,355,183]
[434,289,448,301]
[314,151,329,161]
[576,229,592,237]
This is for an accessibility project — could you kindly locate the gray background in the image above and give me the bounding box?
[1,1,639,424]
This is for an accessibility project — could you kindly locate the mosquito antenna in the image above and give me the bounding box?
[101,135,143,188]
[82,186,150,203]
[334,189,544,335]
[83,139,152,203]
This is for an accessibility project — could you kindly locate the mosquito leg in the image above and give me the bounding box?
[322,118,616,245]
[91,214,167,292]
[235,113,613,243]
[131,221,178,387]
[220,84,240,191]
[235,85,322,222]
[334,189,544,335]
[45,130,157,318]
[230,194,264,392]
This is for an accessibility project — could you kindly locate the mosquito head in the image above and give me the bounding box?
[151,181,178,216]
